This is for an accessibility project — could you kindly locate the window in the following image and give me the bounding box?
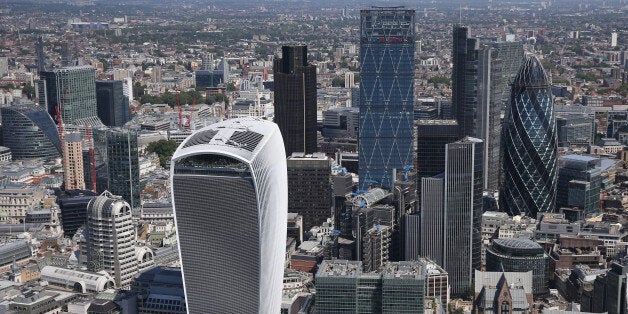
[501,301,510,314]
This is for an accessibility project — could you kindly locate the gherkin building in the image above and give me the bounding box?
[501,55,557,218]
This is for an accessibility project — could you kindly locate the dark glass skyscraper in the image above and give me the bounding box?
[501,55,558,217]
[105,129,140,209]
[451,25,478,138]
[415,119,459,201]
[359,7,415,189]
[273,45,317,156]
[0,103,61,160]
[96,80,131,127]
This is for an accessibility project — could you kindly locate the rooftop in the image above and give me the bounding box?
[317,260,361,278]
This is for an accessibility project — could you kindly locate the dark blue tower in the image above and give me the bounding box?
[501,55,558,217]
[359,7,415,189]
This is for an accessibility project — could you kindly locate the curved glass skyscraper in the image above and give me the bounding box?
[171,118,287,313]
[502,55,557,217]
[1,102,61,160]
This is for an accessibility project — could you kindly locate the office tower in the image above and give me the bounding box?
[556,155,602,219]
[86,191,138,288]
[501,55,558,218]
[194,70,225,89]
[485,238,549,296]
[0,56,8,78]
[56,189,96,238]
[0,103,61,160]
[363,224,391,272]
[201,53,214,71]
[419,175,445,265]
[606,111,628,139]
[287,153,332,231]
[39,66,98,124]
[315,260,426,313]
[152,66,162,83]
[345,72,355,88]
[403,213,421,261]
[273,45,317,156]
[451,25,479,138]
[611,32,618,47]
[359,7,415,189]
[556,112,595,147]
[415,119,459,200]
[96,80,131,127]
[36,36,45,73]
[171,118,287,313]
[106,129,140,208]
[444,137,483,296]
[63,133,85,190]
[476,42,524,190]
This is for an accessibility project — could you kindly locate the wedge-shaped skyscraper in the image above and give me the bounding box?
[501,55,558,217]
[171,118,288,313]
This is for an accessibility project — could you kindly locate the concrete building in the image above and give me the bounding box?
[40,266,115,293]
[86,191,138,288]
[171,118,288,313]
[473,270,533,313]
[63,133,85,190]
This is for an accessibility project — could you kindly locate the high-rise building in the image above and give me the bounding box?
[105,129,140,208]
[359,7,415,189]
[415,119,459,200]
[171,118,287,313]
[315,260,426,313]
[501,55,558,217]
[419,175,445,265]
[485,238,549,297]
[287,153,332,231]
[444,137,483,296]
[56,189,96,238]
[556,112,595,147]
[39,66,98,124]
[0,102,61,160]
[476,41,524,191]
[420,137,483,296]
[0,56,8,78]
[86,191,138,288]
[556,155,602,218]
[611,32,618,47]
[96,80,131,127]
[133,267,186,314]
[273,45,317,156]
[63,133,85,190]
[451,25,479,138]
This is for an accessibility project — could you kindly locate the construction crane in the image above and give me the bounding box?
[85,125,97,193]
[402,165,414,181]
[56,87,69,144]
[187,96,196,130]
[176,93,182,130]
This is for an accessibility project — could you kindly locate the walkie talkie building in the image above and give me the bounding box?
[501,55,558,218]
[171,118,288,313]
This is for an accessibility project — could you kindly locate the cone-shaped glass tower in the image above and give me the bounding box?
[501,55,557,218]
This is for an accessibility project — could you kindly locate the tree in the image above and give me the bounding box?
[22,84,35,99]
[146,140,179,168]
[332,77,345,87]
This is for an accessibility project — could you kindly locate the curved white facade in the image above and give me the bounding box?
[171,117,288,314]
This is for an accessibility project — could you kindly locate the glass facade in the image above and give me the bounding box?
[171,118,288,314]
[486,238,549,296]
[452,25,478,138]
[106,129,140,209]
[444,137,483,296]
[557,155,601,217]
[501,56,558,217]
[273,45,317,156]
[40,66,98,124]
[96,80,131,127]
[0,104,61,160]
[415,119,459,201]
[477,41,524,191]
[359,8,415,189]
